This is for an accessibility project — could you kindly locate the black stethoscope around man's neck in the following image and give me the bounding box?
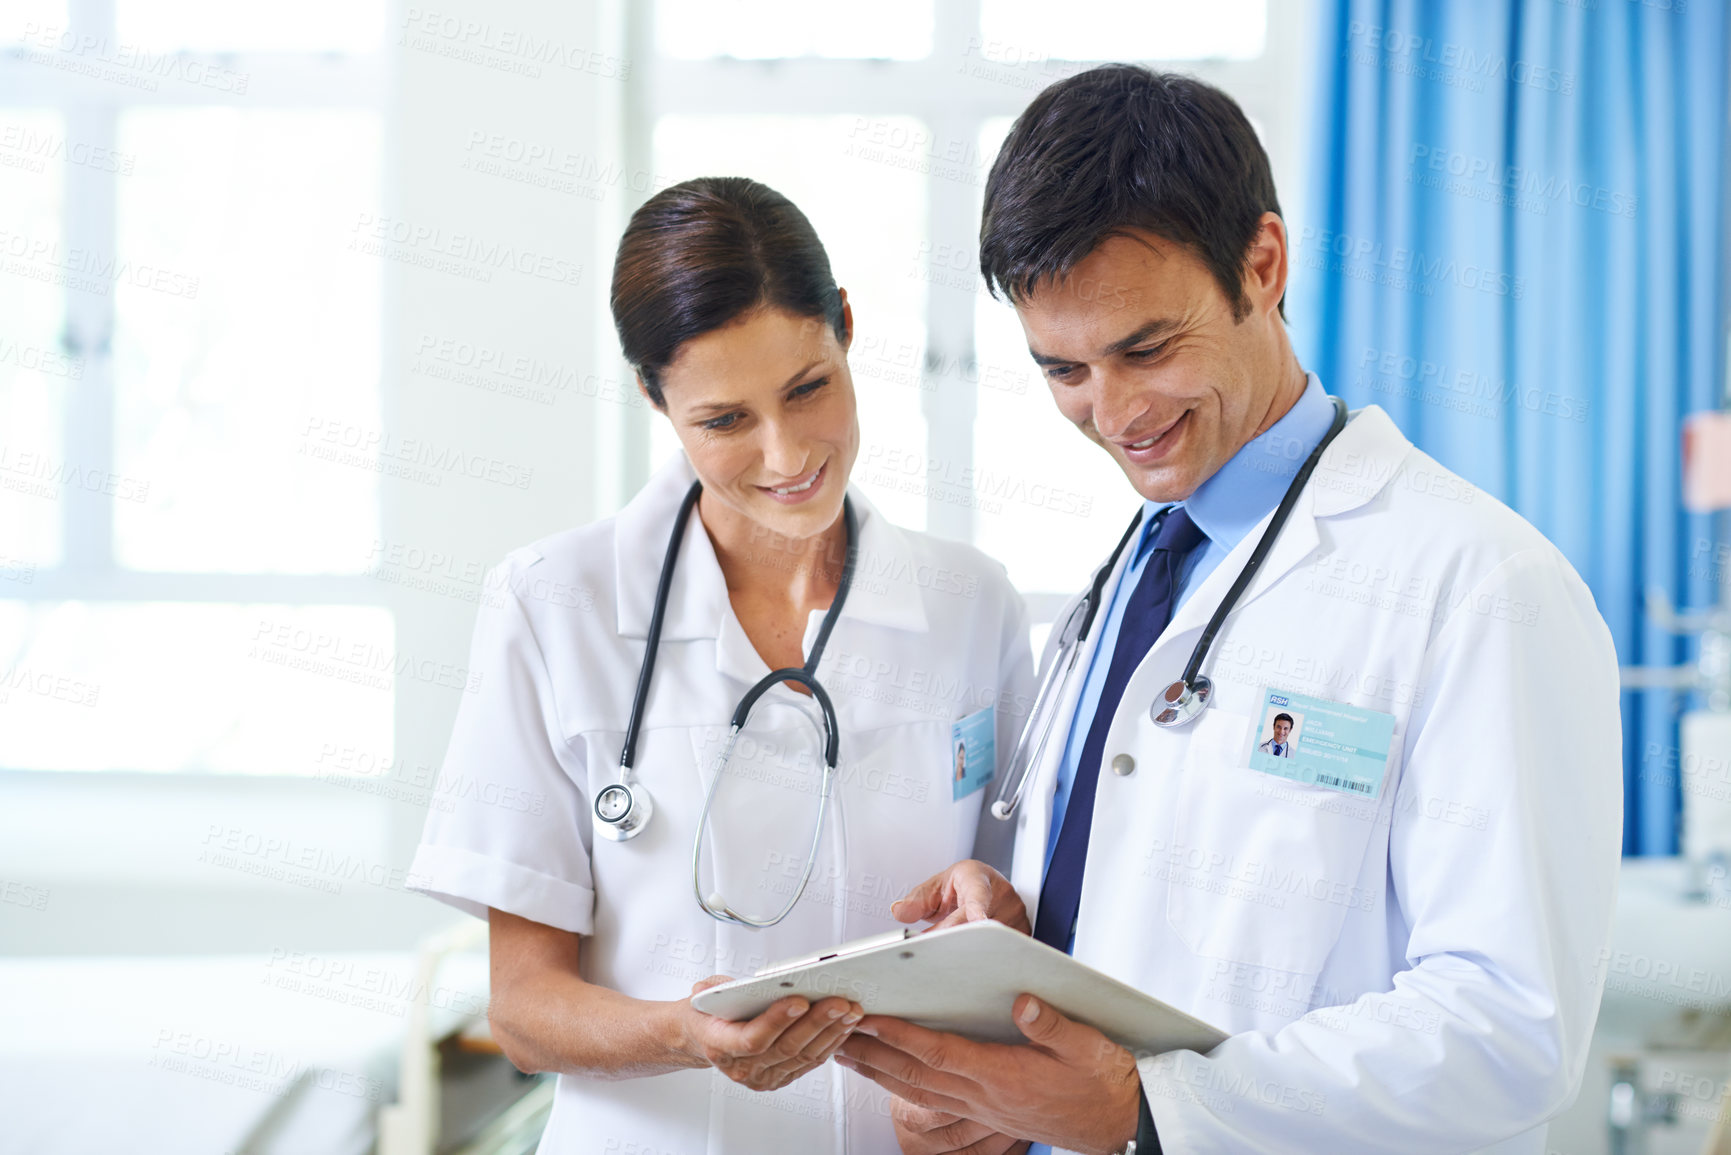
[592,478,859,927]
[989,395,1350,819]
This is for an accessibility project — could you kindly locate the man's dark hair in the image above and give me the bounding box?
[610,177,847,407]
[980,65,1284,321]
[1274,712,1295,727]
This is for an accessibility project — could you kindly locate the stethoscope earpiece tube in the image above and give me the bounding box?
[802,500,859,676]
[618,480,704,778]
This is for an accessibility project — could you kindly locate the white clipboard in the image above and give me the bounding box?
[691,920,1226,1056]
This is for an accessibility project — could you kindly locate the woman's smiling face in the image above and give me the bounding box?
[652,297,859,543]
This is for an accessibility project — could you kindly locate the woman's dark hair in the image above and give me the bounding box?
[610,176,847,407]
[980,66,1284,321]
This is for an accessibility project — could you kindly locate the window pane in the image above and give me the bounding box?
[0,1,66,48]
[0,110,68,568]
[651,115,930,530]
[0,603,394,773]
[657,0,932,59]
[971,119,1136,594]
[980,0,1265,61]
[116,0,385,53]
[113,109,381,573]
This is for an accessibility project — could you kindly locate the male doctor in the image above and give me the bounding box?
[836,66,1623,1155]
[1257,714,1295,758]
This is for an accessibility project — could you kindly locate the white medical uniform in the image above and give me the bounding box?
[1009,405,1622,1154]
[410,453,1033,1155]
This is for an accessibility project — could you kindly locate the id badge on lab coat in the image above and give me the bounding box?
[1247,687,1396,799]
[951,705,995,800]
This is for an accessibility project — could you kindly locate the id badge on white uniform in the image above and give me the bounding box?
[1247,687,1395,799]
[950,705,995,801]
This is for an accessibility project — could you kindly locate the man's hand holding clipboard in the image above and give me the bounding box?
[839,860,1145,1155]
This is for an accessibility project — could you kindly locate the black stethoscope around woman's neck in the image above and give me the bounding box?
[988,395,1350,819]
[592,479,858,928]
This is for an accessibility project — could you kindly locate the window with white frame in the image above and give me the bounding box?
[636,0,1287,605]
[0,1,394,773]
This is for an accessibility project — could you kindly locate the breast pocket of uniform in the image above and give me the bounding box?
[1162,710,1383,976]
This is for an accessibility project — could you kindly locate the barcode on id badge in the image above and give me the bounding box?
[1315,772,1373,794]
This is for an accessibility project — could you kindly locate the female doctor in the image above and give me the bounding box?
[408,177,1034,1154]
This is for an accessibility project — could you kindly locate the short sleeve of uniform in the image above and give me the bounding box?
[407,567,596,934]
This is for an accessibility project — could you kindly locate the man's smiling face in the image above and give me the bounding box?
[1014,227,1290,503]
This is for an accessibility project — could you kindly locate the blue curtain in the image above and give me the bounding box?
[1290,0,1728,855]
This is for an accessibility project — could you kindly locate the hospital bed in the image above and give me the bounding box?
[0,922,549,1154]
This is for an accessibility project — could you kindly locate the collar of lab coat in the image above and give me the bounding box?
[1152,401,1416,642]
[612,453,930,652]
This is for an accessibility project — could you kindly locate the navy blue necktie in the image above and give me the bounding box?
[1034,507,1206,952]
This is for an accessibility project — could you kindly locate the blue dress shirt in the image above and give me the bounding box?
[1027,374,1335,1155]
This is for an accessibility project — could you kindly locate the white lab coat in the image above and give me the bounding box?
[410,453,1033,1155]
[1009,405,1622,1155]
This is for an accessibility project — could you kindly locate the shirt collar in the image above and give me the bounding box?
[1135,373,1337,564]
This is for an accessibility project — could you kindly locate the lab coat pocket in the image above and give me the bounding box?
[1164,710,1382,975]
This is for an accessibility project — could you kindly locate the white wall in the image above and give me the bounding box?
[0,0,626,955]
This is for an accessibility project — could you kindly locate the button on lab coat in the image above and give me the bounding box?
[409,453,1033,1155]
[1009,406,1622,1155]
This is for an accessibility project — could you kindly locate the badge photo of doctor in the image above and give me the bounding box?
[1257,711,1296,758]
[407,176,1034,1155]
[836,68,1622,1155]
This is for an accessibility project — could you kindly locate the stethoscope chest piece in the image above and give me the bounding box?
[1152,674,1212,728]
[594,781,653,842]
